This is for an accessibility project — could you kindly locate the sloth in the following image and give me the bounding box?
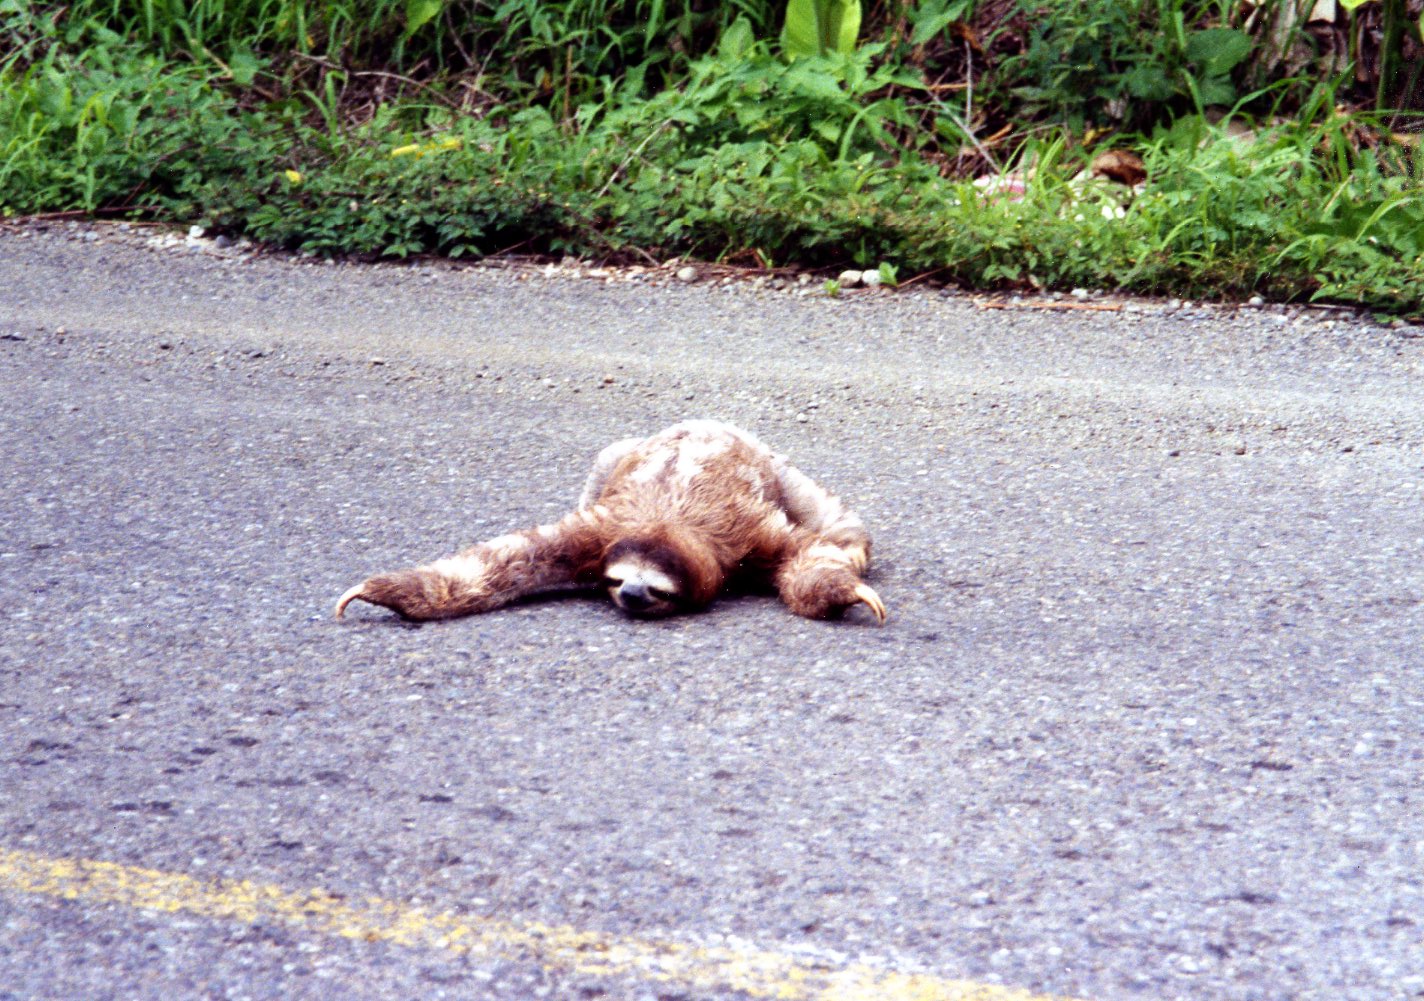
[335,420,886,624]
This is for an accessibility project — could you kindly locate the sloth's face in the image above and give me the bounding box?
[602,541,685,618]
[602,560,681,617]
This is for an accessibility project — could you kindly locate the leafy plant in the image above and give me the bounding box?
[0,39,281,215]
[2,0,1422,314]
[782,0,862,58]
[999,0,1253,127]
[907,0,974,47]
[594,36,917,162]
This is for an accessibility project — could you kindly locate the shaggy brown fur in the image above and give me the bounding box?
[335,420,886,624]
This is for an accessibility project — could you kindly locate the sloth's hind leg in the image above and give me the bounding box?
[772,460,871,572]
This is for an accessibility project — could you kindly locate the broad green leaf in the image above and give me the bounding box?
[784,61,849,98]
[404,0,444,38]
[1185,27,1252,75]
[1197,75,1237,106]
[1123,64,1173,101]
[830,0,861,54]
[718,16,754,61]
[228,47,262,87]
[782,0,823,58]
[910,0,971,45]
[781,0,860,58]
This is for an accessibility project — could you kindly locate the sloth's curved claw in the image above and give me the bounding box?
[853,583,887,625]
[334,582,368,619]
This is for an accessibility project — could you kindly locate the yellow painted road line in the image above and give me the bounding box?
[0,845,1086,1001]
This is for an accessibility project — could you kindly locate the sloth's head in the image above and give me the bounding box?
[601,533,720,618]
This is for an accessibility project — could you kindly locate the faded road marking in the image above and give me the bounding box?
[0,845,1085,1001]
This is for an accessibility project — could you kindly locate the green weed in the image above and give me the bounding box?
[1,0,1421,313]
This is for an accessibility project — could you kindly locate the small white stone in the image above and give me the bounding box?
[837,269,863,287]
[1071,287,1090,299]
[862,270,883,288]
[188,224,205,240]
[675,266,698,282]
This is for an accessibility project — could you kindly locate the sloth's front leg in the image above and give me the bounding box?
[773,534,887,624]
[335,509,609,621]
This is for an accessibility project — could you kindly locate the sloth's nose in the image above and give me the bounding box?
[617,582,655,611]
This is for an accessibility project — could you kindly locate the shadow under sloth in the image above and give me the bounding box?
[336,420,886,625]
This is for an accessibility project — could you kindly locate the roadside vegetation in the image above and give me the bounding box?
[2,0,1422,313]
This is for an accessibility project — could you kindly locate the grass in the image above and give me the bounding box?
[2,0,1421,315]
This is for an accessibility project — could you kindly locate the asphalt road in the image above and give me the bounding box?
[1,223,1421,1001]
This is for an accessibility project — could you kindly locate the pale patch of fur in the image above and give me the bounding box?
[627,447,674,484]
[431,553,487,579]
[485,533,531,555]
[672,434,730,485]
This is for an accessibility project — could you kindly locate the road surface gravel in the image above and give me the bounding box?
[1,222,1421,1000]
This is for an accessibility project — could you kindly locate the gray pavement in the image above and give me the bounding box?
[1,222,1421,1000]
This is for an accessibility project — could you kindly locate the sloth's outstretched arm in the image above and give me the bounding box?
[769,461,885,624]
[772,527,887,625]
[335,508,610,621]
